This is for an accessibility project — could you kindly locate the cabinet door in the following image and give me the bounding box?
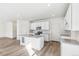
[31,21,49,30]
[31,22,38,30]
[38,21,49,30]
[64,5,71,30]
[61,42,79,56]
[72,4,79,31]
[64,12,68,30]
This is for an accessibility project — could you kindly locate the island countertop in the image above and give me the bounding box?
[18,34,44,38]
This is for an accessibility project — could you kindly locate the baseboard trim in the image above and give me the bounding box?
[44,40,60,43]
[0,37,17,39]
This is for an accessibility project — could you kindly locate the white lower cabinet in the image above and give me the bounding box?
[61,42,79,56]
[64,4,71,30]
[19,36,44,50]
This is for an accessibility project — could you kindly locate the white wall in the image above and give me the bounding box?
[12,21,17,38]
[6,21,17,38]
[5,21,13,38]
[0,20,17,38]
[50,17,64,41]
[0,20,6,37]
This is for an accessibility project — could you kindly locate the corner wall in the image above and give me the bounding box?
[0,20,17,38]
[50,17,64,41]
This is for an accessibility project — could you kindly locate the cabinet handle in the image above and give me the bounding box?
[65,22,68,25]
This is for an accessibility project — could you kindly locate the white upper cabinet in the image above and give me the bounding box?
[64,4,71,30]
[72,4,79,31]
[65,4,79,31]
[30,21,49,30]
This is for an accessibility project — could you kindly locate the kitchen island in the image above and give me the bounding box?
[18,34,44,56]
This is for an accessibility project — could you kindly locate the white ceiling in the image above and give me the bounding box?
[0,3,69,21]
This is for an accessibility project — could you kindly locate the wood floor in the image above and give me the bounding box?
[34,41,60,56]
[0,38,60,56]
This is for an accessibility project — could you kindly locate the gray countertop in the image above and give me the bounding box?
[19,34,44,38]
[61,39,79,45]
[60,31,79,45]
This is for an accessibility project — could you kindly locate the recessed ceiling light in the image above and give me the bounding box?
[48,3,51,7]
